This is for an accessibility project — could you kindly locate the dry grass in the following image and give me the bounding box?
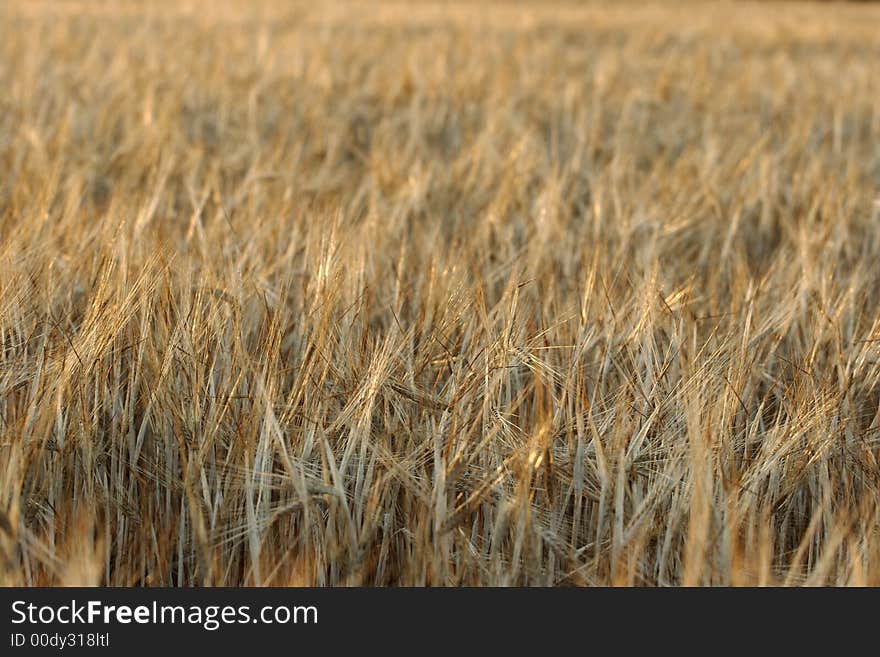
[2,0,880,586]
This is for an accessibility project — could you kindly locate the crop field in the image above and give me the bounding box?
[1,0,880,586]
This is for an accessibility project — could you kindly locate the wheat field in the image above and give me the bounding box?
[1,0,880,586]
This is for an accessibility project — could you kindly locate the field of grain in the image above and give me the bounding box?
[2,0,880,586]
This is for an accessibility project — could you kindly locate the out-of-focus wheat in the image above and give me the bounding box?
[1,0,880,586]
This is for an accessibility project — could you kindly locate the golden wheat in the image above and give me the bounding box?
[1,0,880,586]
